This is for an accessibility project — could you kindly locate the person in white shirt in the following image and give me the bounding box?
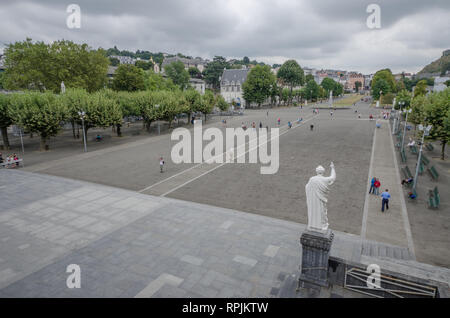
[160,157,165,173]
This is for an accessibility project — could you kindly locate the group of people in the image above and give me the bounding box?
[0,152,20,168]
[369,177,391,212]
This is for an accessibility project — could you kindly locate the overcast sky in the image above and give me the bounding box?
[0,0,449,74]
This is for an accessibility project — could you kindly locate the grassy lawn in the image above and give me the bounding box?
[333,94,364,106]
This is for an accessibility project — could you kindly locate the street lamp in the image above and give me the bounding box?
[155,104,160,135]
[394,101,405,133]
[78,111,87,152]
[401,108,412,150]
[412,124,432,191]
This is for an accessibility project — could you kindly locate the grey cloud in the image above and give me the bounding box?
[0,0,449,73]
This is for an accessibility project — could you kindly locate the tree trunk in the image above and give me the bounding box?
[1,126,10,150]
[40,136,47,151]
[116,124,122,137]
[71,121,76,139]
[441,141,446,160]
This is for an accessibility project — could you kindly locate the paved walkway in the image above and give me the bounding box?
[2,170,447,297]
[361,119,415,257]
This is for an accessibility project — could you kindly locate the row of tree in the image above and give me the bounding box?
[393,87,449,160]
[0,88,229,151]
[241,61,343,107]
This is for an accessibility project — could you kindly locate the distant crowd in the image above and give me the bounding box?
[0,152,21,168]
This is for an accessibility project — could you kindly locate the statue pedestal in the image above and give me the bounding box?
[298,229,334,288]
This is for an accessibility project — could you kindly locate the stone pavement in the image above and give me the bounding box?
[361,119,415,256]
[1,170,449,298]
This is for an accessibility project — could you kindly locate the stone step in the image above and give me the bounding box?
[361,241,412,261]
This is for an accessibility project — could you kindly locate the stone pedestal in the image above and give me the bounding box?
[298,229,334,288]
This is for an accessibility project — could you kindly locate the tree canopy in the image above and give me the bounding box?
[112,64,146,92]
[3,39,109,93]
[164,61,190,90]
[242,65,276,107]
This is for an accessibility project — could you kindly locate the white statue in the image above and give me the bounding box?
[61,81,66,94]
[305,162,336,233]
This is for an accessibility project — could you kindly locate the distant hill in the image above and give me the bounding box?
[418,49,450,76]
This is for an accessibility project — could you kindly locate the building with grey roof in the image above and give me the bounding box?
[220,68,249,107]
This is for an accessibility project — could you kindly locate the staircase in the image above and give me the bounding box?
[361,240,414,261]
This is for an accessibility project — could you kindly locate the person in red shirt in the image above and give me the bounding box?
[374,178,381,195]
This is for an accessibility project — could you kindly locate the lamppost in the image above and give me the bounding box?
[155,104,160,135]
[395,101,405,134]
[78,111,87,152]
[378,90,383,108]
[401,108,412,150]
[412,124,432,191]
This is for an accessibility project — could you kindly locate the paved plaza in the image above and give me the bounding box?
[1,102,449,297]
[1,170,449,297]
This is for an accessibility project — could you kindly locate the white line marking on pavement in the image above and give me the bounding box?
[139,114,317,194]
[387,122,416,259]
[158,115,317,197]
[361,126,377,239]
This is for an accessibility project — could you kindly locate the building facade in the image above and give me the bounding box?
[220,69,249,106]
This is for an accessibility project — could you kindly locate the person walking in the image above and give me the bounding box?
[259,122,263,128]
[369,177,376,194]
[277,118,281,126]
[159,157,165,173]
[374,178,381,195]
[381,189,391,213]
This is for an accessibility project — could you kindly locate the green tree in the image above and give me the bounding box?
[188,67,202,79]
[371,69,396,98]
[144,70,176,91]
[305,80,320,101]
[216,95,229,111]
[80,89,122,137]
[109,57,120,66]
[112,64,146,92]
[422,89,450,160]
[9,91,67,151]
[242,65,276,107]
[355,81,362,93]
[372,78,390,100]
[409,95,426,128]
[305,74,314,83]
[0,94,13,149]
[135,60,153,71]
[164,61,190,90]
[203,56,229,90]
[61,88,90,139]
[277,60,304,104]
[414,80,428,97]
[201,90,216,121]
[320,78,336,94]
[4,39,108,93]
[184,89,203,122]
[395,89,412,109]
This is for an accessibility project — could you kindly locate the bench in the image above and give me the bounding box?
[402,166,413,179]
[400,149,407,163]
[426,143,434,151]
[0,159,23,168]
[418,161,424,175]
[410,145,418,155]
[428,186,440,209]
[421,154,430,166]
[428,166,439,181]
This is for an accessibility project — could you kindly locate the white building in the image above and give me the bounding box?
[433,76,450,92]
[220,69,249,106]
[109,55,137,65]
[190,78,206,95]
